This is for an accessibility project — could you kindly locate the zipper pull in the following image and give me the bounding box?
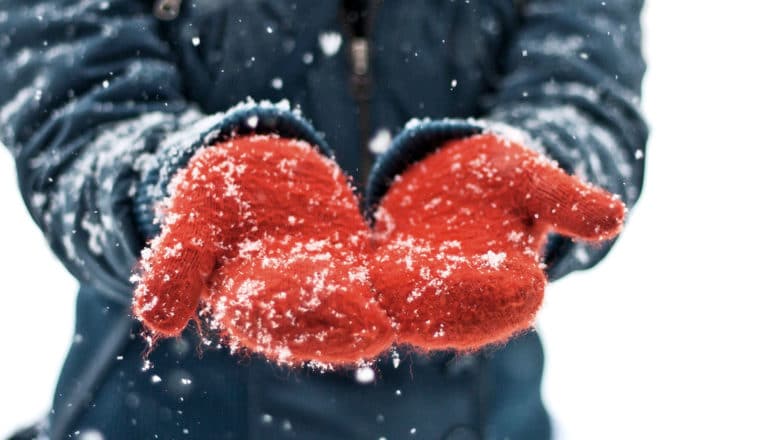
[351,37,370,76]
[350,37,371,101]
[154,0,182,21]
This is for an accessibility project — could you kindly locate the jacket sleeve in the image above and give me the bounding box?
[366,0,648,281]
[0,0,328,302]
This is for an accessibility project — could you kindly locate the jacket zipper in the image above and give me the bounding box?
[154,0,182,20]
[341,0,379,189]
[154,0,375,185]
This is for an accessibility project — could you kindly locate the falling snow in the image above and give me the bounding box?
[78,429,105,440]
[355,365,375,384]
[368,129,392,154]
[318,32,342,56]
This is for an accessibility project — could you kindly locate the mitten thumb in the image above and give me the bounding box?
[133,145,240,336]
[133,224,218,336]
[527,164,626,242]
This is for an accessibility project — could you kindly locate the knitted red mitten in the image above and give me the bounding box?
[370,134,625,351]
[133,135,394,365]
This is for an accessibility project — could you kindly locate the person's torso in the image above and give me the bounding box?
[157,0,515,184]
[48,2,552,439]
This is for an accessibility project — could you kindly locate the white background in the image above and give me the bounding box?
[2,1,769,438]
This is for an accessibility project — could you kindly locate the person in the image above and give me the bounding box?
[0,0,647,439]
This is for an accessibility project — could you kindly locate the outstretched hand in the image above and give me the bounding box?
[133,135,394,365]
[370,133,625,350]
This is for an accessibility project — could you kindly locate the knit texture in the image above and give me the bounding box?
[133,135,394,365]
[370,134,626,351]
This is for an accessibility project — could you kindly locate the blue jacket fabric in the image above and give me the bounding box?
[0,1,647,439]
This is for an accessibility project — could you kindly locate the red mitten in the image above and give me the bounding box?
[133,135,394,365]
[370,133,625,351]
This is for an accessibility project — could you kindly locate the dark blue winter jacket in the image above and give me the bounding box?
[0,1,647,439]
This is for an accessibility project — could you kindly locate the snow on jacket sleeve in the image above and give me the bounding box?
[366,0,648,281]
[0,0,328,302]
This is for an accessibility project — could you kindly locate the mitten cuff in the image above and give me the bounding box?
[134,100,331,239]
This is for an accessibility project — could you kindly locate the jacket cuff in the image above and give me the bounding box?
[133,101,331,239]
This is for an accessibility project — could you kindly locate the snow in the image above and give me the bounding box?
[0,75,48,131]
[368,129,392,154]
[318,32,342,57]
[348,266,368,283]
[531,34,585,57]
[424,197,442,210]
[404,117,431,129]
[355,365,375,384]
[276,346,292,363]
[391,350,401,368]
[572,244,590,264]
[507,230,524,243]
[78,430,104,440]
[477,250,506,270]
[80,215,106,255]
[191,36,200,47]
[541,82,600,104]
[272,99,292,112]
